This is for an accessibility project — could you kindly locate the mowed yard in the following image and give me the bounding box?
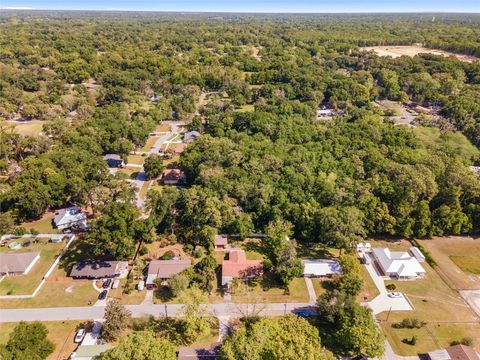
[419,236,480,290]
[0,241,64,295]
[376,245,480,355]
[0,320,82,360]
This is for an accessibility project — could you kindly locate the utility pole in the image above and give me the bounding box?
[284,303,287,315]
[165,304,168,318]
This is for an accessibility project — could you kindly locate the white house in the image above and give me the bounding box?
[372,247,426,279]
[302,259,342,278]
[357,242,372,253]
[53,207,87,230]
[410,246,426,263]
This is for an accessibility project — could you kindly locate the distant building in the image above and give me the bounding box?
[221,249,263,287]
[0,251,40,276]
[410,246,426,263]
[53,207,87,230]
[214,234,228,251]
[70,261,128,279]
[429,345,480,360]
[103,154,125,168]
[146,259,191,289]
[177,346,219,360]
[183,131,202,143]
[469,166,480,176]
[302,259,342,278]
[162,169,186,185]
[316,109,334,118]
[372,248,426,279]
[356,242,372,253]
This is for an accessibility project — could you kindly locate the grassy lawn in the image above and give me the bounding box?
[0,320,83,360]
[357,265,380,302]
[139,180,152,200]
[0,242,64,295]
[311,278,328,297]
[13,120,44,136]
[419,237,480,290]
[232,276,309,304]
[236,104,255,113]
[188,318,219,348]
[127,154,146,165]
[140,136,160,152]
[20,212,60,233]
[156,123,171,132]
[117,166,139,178]
[108,279,146,305]
[0,279,98,308]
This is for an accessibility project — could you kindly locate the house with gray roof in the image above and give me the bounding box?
[54,207,87,230]
[0,251,40,276]
[70,261,128,279]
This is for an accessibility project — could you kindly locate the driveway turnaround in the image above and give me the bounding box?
[363,253,413,315]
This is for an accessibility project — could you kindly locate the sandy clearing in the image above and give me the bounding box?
[362,45,478,63]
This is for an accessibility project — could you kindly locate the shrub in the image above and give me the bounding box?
[402,335,417,346]
[139,245,148,256]
[184,244,194,254]
[386,283,396,291]
[30,228,39,235]
[451,337,474,347]
[160,250,175,260]
[413,240,437,267]
[393,318,426,329]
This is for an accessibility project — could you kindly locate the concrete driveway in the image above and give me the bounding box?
[363,253,413,315]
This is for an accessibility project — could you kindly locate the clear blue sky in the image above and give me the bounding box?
[2,0,480,13]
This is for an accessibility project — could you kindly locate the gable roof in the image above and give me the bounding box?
[162,169,185,181]
[70,261,128,278]
[302,259,343,276]
[447,345,480,360]
[222,249,262,278]
[147,259,191,279]
[373,248,425,277]
[214,234,228,246]
[183,131,202,143]
[54,207,86,227]
[103,154,122,161]
[0,252,39,274]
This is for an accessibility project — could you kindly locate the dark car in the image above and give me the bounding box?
[294,310,316,318]
[98,290,108,300]
[103,279,112,289]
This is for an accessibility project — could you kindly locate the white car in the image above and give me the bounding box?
[112,279,120,289]
[74,329,86,343]
[69,352,76,359]
[387,292,402,298]
[137,280,145,291]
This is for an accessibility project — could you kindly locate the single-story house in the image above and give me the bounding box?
[429,345,480,360]
[51,234,66,243]
[70,261,128,279]
[0,251,40,276]
[177,346,219,360]
[162,169,186,185]
[103,154,125,168]
[53,207,87,230]
[316,109,335,117]
[174,143,188,154]
[214,235,228,251]
[372,248,426,280]
[221,249,263,287]
[73,345,111,360]
[146,259,191,289]
[356,242,372,253]
[183,131,202,143]
[302,259,342,278]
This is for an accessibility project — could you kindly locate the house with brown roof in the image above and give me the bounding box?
[221,249,263,287]
[429,345,480,360]
[70,261,128,279]
[214,235,228,251]
[0,251,40,276]
[146,259,191,289]
[162,169,186,186]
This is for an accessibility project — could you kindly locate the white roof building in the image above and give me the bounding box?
[373,248,426,279]
[54,207,87,230]
[302,259,343,277]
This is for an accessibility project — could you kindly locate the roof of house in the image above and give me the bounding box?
[302,259,343,276]
[410,246,426,261]
[178,346,219,360]
[70,261,128,278]
[0,251,39,274]
[103,154,122,161]
[174,143,188,153]
[183,131,202,142]
[222,249,263,278]
[373,248,426,277]
[214,234,228,246]
[429,350,453,360]
[162,169,185,181]
[54,207,87,226]
[147,259,191,279]
[75,344,112,358]
[446,345,480,360]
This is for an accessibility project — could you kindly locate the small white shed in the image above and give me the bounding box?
[410,247,426,263]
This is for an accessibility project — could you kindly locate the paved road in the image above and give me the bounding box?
[0,302,314,323]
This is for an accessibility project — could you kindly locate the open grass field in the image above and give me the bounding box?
[20,211,60,234]
[10,120,44,136]
[0,242,64,295]
[0,320,82,360]
[156,123,171,132]
[357,265,380,302]
[231,277,309,304]
[419,237,480,290]
[361,45,478,63]
[108,279,147,305]
[236,104,255,113]
[0,278,98,308]
[126,154,146,165]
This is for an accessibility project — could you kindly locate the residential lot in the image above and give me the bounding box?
[0,241,64,295]
[361,45,478,63]
[0,320,82,360]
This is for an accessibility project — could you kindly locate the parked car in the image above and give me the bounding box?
[69,352,76,359]
[103,279,112,289]
[294,309,316,318]
[112,279,120,289]
[98,290,108,300]
[387,292,402,298]
[137,280,145,291]
[74,329,86,343]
